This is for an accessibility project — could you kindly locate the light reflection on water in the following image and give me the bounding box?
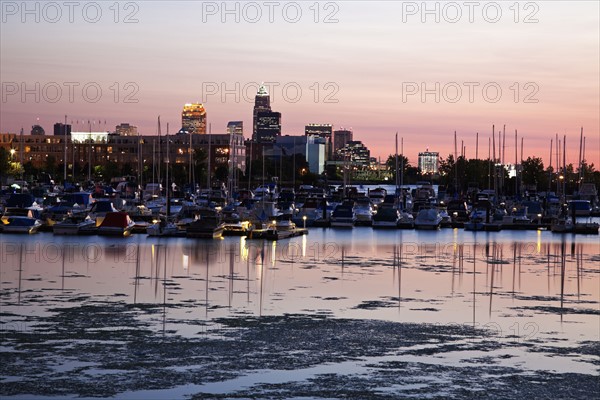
[1,229,599,345]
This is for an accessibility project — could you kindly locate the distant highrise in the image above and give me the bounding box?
[115,123,138,136]
[255,111,281,143]
[306,124,333,160]
[53,122,71,136]
[333,128,353,155]
[227,121,244,136]
[336,140,370,166]
[418,151,439,174]
[252,84,271,140]
[181,103,207,134]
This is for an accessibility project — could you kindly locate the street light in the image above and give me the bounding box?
[302,215,307,229]
[10,148,15,160]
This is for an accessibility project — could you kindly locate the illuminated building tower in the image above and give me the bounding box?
[418,150,439,174]
[181,103,207,134]
[227,121,244,135]
[115,123,138,136]
[305,123,333,160]
[333,128,353,156]
[252,84,271,140]
[255,111,281,143]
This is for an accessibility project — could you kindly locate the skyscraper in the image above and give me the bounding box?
[181,103,207,134]
[333,128,353,156]
[227,121,244,136]
[336,140,370,166]
[305,124,333,160]
[53,122,71,136]
[252,84,271,140]
[418,151,439,174]
[255,111,281,143]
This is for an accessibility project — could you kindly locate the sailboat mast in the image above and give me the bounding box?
[63,114,67,186]
[400,137,404,189]
[492,125,497,199]
[207,123,211,190]
[157,116,161,187]
[548,138,552,192]
[166,123,170,217]
[578,127,583,186]
[395,133,399,192]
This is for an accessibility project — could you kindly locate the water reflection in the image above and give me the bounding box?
[1,232,598,342]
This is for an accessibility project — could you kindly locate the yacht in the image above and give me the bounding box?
[353,197,374,226]
[330,203,355,228]
[372,207,400,228]
[414,208,442,230]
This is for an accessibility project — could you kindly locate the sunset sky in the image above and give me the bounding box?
[1,1,598,167]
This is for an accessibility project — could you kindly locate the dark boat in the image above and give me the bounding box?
[98,212,135,237]
[186,209,225,239]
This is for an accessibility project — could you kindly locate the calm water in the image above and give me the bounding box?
[1,228,599,396]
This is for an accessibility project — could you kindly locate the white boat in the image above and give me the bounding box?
[264,217,306,240]
[147,220,182,237]
[414,208,442,230]
[353,197,374,226]
[368,188,387,206]
[330,204,355,228]
[397,209,415,229]
[53,215,95,235]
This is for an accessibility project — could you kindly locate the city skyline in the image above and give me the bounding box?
[1,1,598,167]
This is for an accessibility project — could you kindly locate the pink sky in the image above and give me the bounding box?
[1,1,598,167]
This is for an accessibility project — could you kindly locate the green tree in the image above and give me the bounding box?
[385,154,411,182]
[44,155,57,176]
[521,156,545,187]
[0,148,10,183]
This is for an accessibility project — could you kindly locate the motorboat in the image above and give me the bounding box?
[414,208,442,230]
[53,214,96,235]
[1,216,42,234]
[368,187,387,206]
[186,209,225,239]
[397,209,415,229]
[98,212,135,237]
[464,208,486,231]
[264,215,306,240]
[353,197,374,226]
[147,218,182,237]
[550,217,573,233]
[330,203,355,228]
[568,200,592,217]
[89,201,118,226]
[372,206,400,228]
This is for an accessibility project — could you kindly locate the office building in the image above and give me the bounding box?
[333,128,353,155]
[53,123,71,136]
[181,103,207,134]
[336,140,370,166]
[115,123,138,136]
[418,151,439,174]
[227,121,244,136]
[255,111,281,143]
